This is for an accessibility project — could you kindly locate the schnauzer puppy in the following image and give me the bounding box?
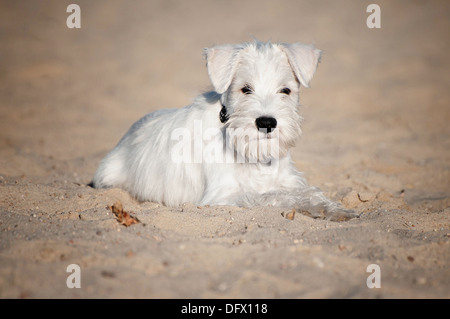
[92,41,357,221]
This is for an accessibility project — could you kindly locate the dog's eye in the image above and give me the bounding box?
[279,88,291,95]
[241,85,253,95]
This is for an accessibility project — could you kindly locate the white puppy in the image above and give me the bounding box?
[92,41,357,220]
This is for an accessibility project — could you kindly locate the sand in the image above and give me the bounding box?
[0,0,449,298]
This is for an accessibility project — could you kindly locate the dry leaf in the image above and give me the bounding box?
[285,209,296,220]
[108,200,140,227]
[281,209,296,220]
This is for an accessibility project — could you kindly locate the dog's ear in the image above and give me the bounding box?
[203,44,242,94]
[280,43,322,88]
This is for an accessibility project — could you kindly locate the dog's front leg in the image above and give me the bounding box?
[231,187,360,221]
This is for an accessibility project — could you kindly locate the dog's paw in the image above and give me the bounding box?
[298,206,360,222]
[324,208,360,221]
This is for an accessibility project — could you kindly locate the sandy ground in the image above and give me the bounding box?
[0,0,449,298]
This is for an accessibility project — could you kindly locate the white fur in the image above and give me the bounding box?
[92,41,357,220]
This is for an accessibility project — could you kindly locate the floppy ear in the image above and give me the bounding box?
[203,44,242,94]
[280,43,322,88]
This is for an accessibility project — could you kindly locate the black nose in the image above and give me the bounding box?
[255,116,277,133]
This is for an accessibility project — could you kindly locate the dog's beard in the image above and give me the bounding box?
[222,95,303,163]
[227,129,277,163]
[225,118,299,164]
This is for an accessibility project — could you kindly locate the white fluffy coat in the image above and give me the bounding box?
[93,41,357,220]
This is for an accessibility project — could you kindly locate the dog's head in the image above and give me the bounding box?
[204,41,322,163]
